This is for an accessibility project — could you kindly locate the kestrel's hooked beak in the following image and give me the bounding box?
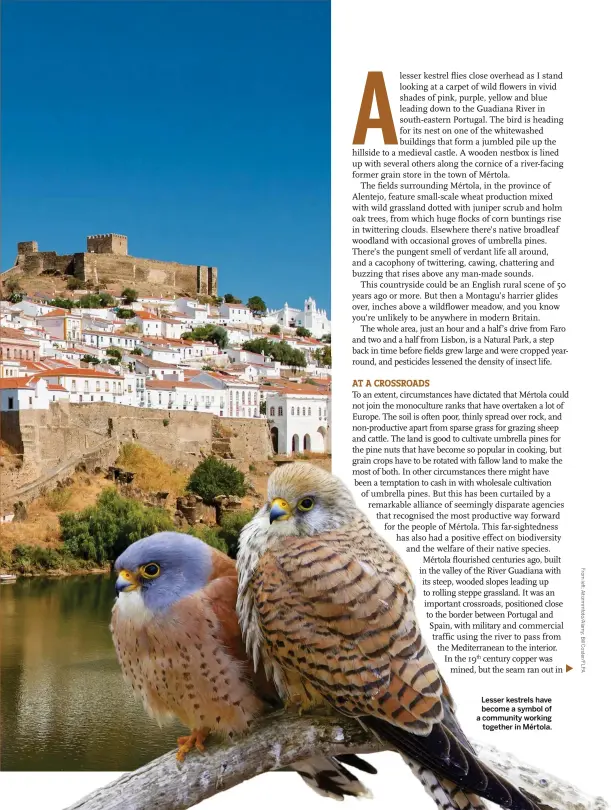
[115,569,139,594]
[269,497,291,523]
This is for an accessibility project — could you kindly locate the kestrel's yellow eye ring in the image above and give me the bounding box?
[141,563,161,579]
[297,497,315,512]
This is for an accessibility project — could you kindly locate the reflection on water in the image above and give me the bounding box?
[0,574,183,771]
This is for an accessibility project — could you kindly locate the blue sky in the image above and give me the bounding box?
[1,1,330,313]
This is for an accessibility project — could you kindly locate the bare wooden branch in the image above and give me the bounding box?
[475,744,608,810]
[64,712,608,810]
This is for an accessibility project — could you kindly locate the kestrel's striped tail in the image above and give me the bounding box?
[291,755,376,800]
[363,717,539,810]
[406,759,489,810]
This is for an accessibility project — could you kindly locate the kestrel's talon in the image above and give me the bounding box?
[175,729,209,762]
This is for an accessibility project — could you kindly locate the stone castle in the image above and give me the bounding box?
[8,234,218,297]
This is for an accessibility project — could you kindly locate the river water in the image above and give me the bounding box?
[0,574,184,771]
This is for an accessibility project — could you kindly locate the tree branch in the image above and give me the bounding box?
[63,712,607,810]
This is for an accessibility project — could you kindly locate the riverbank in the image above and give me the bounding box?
[0,545,110,576]
[1,566,110,579]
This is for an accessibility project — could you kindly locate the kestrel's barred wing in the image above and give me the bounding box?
[253,530,537,810]
[254,533,443,728]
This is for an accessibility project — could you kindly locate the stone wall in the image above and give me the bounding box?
[1,403,273,498]
[21,252,75,276]
[0,412,23,456]
[12,438,119,504]
[77,253,217,296]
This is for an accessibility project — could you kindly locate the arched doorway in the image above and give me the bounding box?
[303,434,311,451]
[270,426,279,454]
[317,426,327,452]
[292,434,300,454]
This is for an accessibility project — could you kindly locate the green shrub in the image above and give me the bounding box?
[181,325,228,349]
[247,296,266,315]
[186,457,246,505]
[122,288,138,304]
[10,545,65,573]
[241,338,306,368]
[76,292,116,309]
[217,510,255,558]
[49,297,74,310]
[188,525,229,555]
[59,488,174,564]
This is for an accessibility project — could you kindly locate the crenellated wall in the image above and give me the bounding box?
[5,236,218,297]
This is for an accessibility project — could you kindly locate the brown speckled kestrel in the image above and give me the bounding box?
[237,463,540,810]
[111,531,374,798]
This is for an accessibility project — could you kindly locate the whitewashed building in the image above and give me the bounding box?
[133,311,164,336]
[144,380,226,415]
[160,317,186,340]
[266,383,330,454]
[37,309,83,342]
[82,330,143,353]
[12,300,59,318]
[264,298,331,339]
[0,376,69,411]
[129,355,184,382]
[192,370,261,418]
[139,337,220,364]
[172,298,210,322]
[219,302,256,324]
[34,368,127,404]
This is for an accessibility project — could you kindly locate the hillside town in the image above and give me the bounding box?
[0,285,332,457]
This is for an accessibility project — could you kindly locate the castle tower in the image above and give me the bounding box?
[17,241,38,255]
[86,233,128,255]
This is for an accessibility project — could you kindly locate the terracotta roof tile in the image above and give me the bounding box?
[34,368,124,380]
[0,376,36,389]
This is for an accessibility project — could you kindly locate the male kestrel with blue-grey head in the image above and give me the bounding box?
[110,531,375,798]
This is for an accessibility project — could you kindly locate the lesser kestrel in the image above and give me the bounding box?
[111,531,373,798]
[237,463,539,810]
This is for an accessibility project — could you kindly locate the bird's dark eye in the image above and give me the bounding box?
[141,563,161,579]
[298,497,315,512]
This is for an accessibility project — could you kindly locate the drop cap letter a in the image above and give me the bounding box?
[353,72,398,145]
